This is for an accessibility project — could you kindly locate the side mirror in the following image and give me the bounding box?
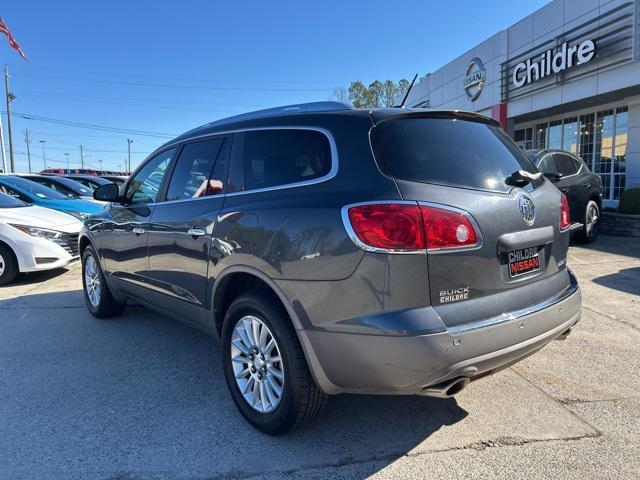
[544,171,563,182]
[94,183,120,202]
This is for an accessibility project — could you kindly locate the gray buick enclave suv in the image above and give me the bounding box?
[80,102,581,435]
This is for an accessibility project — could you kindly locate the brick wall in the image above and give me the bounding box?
[600,212,640,238]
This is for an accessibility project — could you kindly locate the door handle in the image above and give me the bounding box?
[187,228,207,237]
[132,227,146,235]
[560,187,569,192]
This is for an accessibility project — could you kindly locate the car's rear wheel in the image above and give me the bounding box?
[82,245,125,318]
[577,200,599,243]
[221,292,327,435]
[0,244,18,286]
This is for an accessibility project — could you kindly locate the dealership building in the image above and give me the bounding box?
[404,0,640,206]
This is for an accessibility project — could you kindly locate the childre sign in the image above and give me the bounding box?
[512,39,596,88]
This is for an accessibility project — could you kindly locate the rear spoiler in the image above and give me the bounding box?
[369,109,501,128]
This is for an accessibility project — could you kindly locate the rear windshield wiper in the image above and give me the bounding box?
[506,170,541,187]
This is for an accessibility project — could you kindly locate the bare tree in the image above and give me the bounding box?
[328,87,351,105]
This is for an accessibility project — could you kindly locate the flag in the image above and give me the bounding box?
[0,18,28,61]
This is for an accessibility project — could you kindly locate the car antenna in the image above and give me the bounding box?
[397,73,419,108]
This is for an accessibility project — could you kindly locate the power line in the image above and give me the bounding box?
[17,90,270,109]
[6,111,176,138]
[8,72,332,92]
[7,63,340,85]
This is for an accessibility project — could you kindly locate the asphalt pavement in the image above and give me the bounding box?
[0,235,638,479]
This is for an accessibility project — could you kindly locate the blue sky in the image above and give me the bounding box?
[2,0,549,172]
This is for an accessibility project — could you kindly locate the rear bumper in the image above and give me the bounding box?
[301,272,581,395]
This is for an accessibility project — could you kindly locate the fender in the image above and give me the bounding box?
[210,264,341,394]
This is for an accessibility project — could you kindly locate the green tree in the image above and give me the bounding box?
[332,78,411,108]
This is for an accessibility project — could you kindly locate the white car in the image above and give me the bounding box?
[0,192,82,285]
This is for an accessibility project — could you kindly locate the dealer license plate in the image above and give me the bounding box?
[508,247,540,278]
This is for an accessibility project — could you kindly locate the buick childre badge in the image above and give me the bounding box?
[518,195,535,226]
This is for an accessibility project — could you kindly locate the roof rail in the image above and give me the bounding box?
[203,101,351,128]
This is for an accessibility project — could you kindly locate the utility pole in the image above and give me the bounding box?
[24,129,32,173]
[127,138,133,172]
[4,66,16,172]
[64,152,70,171]
[79,145,85,169]
[0,112,6,173]
[39,140,46,170]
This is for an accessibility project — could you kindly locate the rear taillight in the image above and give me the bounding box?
[420,205,478,250]
[560,193,571,231]
[347,204,425,250]
[344,202,479,252]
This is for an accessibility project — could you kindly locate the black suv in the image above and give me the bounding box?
[527,149,603,243]
[80,102,581,434]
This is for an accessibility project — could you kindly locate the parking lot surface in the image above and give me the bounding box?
[1,235,639,479]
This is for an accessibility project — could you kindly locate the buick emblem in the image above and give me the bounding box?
[518,196,536,226]
[463,57,486,101]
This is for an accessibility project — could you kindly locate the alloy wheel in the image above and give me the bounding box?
[0,253,5,277]
[84,255,102,307]
[585,203,599,240]
[230,315,284,413]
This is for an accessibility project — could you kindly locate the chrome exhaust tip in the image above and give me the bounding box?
[420,377,470,398]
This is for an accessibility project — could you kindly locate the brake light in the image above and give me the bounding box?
[347,204,425,250]
[560,193,571,231]
[420,205,478,250]
[345,203,479,252]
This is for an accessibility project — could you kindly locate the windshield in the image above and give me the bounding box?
[371,117,542,193]
[1,176,69,200]
[0,191,28,208]
[41,176,93,196]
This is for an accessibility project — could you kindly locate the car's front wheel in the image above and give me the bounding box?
[0,244,18,285]
[82,245,125,318]
[577,200,600,243]
[221,292,327,435]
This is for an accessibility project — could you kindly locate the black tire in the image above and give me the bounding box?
[0,244,19,286]
[576,200,600,243]
[81,245,125,318]
[221,292,327,435]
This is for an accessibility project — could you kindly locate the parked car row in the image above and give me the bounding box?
[0,172,128,284]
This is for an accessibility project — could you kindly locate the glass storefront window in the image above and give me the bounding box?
[535,123,546,149]
[547,120,562,149]
[514,105,628,203]
[613,107,628,200]
[562,118,579,154]
[579,113,595,169]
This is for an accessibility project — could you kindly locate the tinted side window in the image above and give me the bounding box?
[538,154,558,174]
[165,138,225,201]
[242,129,331,191]
[554,154,578,176]
[126,148,176,205]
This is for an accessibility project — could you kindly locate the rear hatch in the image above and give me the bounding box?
[370,111,571,329]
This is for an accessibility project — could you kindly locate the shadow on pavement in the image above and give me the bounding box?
[592,267,640,296]
[571,234,640,258]
[0,266,72,288]
[0,289,468,479]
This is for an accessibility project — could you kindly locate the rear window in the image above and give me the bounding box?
[371,117,541,193]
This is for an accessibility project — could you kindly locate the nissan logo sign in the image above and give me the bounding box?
[464,57,486,101]
[512,39,596,88]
